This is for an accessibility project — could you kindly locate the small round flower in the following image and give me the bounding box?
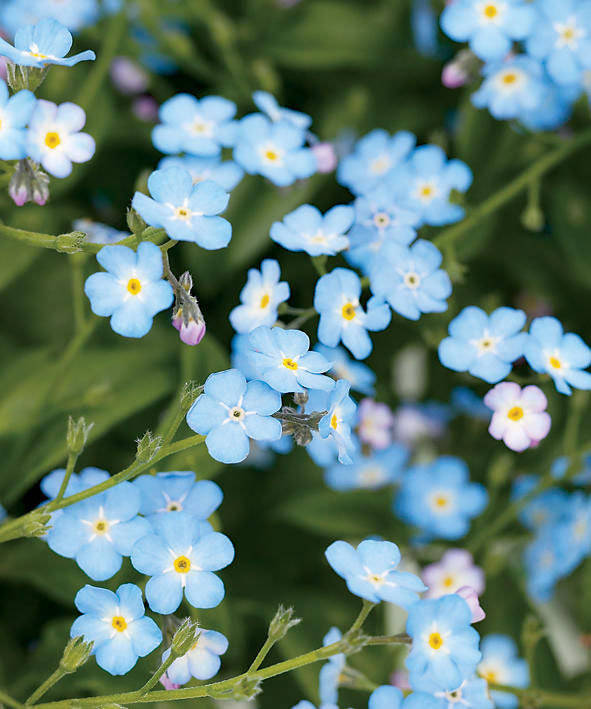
[318,379,357,464]
[438,306,527,383]
[133,471,222,521]
[483,382,551,452]
[406,679,492,708]
[26,99,95,178]
[71,583,161,676]
[130,511,234,614]
[159,155,244,192]
[325,538,426,608]
[477,635,530,709]
[357,398,395,450]
[270,204,354,257]
[312,142,338,173]
[0,80,35,160]
[186,368,282,464]
[152,93,237,156]
[422,549,485,599]
[229,259,290,334]
[163,628,228,685]
[132,167,232,249]
[84,242,174,338]
[324,444,408,491]
[0,18,95,67]
[319,627,345,705]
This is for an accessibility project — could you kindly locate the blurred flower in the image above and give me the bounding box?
[357,398,394,450]
[110,56,149,95]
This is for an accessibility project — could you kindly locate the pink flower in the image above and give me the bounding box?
[110,57,149,95]
[422,549,484,598]
[159,674,181,690]
[357,398,394,450]
[132,96,159,122]
[484,382,551,452]
[442,62,469,89]
[312,142,337,173]
[456,586,486,623]
[173,310,206,346]
[390,670,411,690]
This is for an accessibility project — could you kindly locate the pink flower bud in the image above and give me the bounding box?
[159,674,181,691]
[312,142,338,173]
[442,62,469,89]
[172,309,206,346]
[9,183,28,207]
[132,96,159,123]
[390,670,411,690]
[457,586,486,623]
[110,57,149,95]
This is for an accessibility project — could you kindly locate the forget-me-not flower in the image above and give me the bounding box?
[133,471,222,520]
[270,204,354,256]
[477,635,530,709]
[84,242,174,338]
[132,167,231,249]
[369,686,405,709]
[422,549,485,599]
[314,268,391,360]
[252,90,312,130]
[0,0,100,36]
[357,398,394,450]
[318,379,357,464]
[163,628,228,684]
[319,626,345,706]
[325,538,426,608]
[186,368,282,464]
[71,583,161,676]
[131,511,234,614]
[159,155,244,192]
[229,259,290,334]
[0,80,35,160]
[438,306,527,383]
[324,444,408,491]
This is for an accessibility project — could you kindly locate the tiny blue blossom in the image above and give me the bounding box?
[47,480,151,581]
[319,627,345,705]
[73,219,128,245]
[315,268,391,360]
[524,316,591,395]
[369,686,405,709]
[405,595,481,692]
[133,471,222,521]
[395,456,488,540]
[1,0,100,36]
[252,90,312,130]
[132,167,232,249]
[84,242,174,338]
[232,114,316,186]
[159,155,244,192]
[325,538,426,607]
[305,388,357,467]
[405,679,493,709]
[231,332,260,380]
[441,0,535,62]
[324,444,409,491]
[438,306,527,383]
[337,129,416,196]
[186,368,282,464]
[370,240,452,321]
[131,511,234,614]
[163,628,228,684]
[229,259,290,334]
[270,204,354,256]
[318,379,357,464]
[0,18,95,67]
[71,583,162,676]
[315,344,376,396]
[0,80,35,160]
[152,93,236,156]
[478,635,530,709]
[246,326,335,393]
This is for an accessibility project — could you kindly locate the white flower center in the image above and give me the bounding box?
[369,154,391,175]
[554,17,585,49]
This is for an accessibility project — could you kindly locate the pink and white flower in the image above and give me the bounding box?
[422,548,484,599]
[357,398,394,450]
[484,382,551,452]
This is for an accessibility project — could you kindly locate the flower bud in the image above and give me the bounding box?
[60,636,94,673]
[9,159,49,207]
[159,674,181,690]
[441,49,479,89]
[172,309,206,346]
[126,207,147,235]
[6,61,48,92]
[110,57,149,95]
[135,431,162,463]
[23,509,52,538]
[171,271,207,346]
[67,416,94,455]
[456,586,485,623]
[268,605,301,641]
[181,381,204,412]
[312,142,337,173]
[56,232,86,254]
[171,618,200,657]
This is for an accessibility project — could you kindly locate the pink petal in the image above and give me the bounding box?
[520,385,548,413]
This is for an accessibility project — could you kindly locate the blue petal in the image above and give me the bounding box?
[185,570,225,608]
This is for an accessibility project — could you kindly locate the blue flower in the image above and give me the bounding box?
[304,388,356,467]
[163,628,228,684]
[395,456,488,540]
[319,627,345,705]
[131,511,234,614]
[0,80,35,160]
[71,583,161,676]
[324,444,409,491]
[315,344,376,396]
[520,81,578,131]
[0,18,95,67]
[246,326,335,393]
[370,240,452,321]
[84,242,174,338]
[318,379,357,464]
[387,145,472,226]
[132,167,232,249]
[27,99,95,178]
[73,219,128,245]
[231,332,260,380]
[438,306,527,383]
[337,129,416,196]
[406,679,492,709]
[511,475,569,530]
[315,268,391,360]
[252,90,312,130]
[524,316,591,395]
[471,57,548,120]
[526,0,591,87]
[477,635,529,709]
[1,0,100,36]
[270,204,354,256]
[47,480,150,581]
[369,686,405,709]
[232,114,316,186]
[412,0,440,57]
[229,259,290,334]
[441,0,535,62]
[152,93,236,156]
[158,155,244,192]
[133,471,222,520]
[325,538,426,607]
[406,595,481,692]
[186,368,282,464]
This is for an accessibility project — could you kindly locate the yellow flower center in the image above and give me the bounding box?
[434,495,449,509]
[370,156,390,175]
[342,303,356,320]
[45,132,61,149]
[420,185,434,199]
[173,555,191,573]
[442,575,454,588]
[282,357,298,370]
[330,414,339,430]
[265,149,280,162]
[111,616,127,632]
[428,632,444,650]
[502,72,517,85]
[127,278,142,295]
[93,519,109,534]
[482,669,498,683]
[260,294,270,308]
[507,406,524,421]
[175,206,191,220]
[484,4,498,19]
[549,356,562,369]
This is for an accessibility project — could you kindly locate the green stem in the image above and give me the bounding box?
[70,255,86,334]
[137,652,177,696]
[287,308,317,330]
[25,668,66,706]
[0,689,24,709]
[53,452,79,505]
[434,128,591,250]
[348,599,376,634]
[247,635,277,674]
[489,683,591,708]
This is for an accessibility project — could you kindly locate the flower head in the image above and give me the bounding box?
[252,90,312,129]
[422,549,484,601]
[133,471,222,521]
[0,79,35,159]
[159,155,244,192]
[324,443,408,491]
[270,204,354,257]
[162,628,228,685]
[357,398,395,450]
[477,635,529,708]
[230,259,290,333]
[318,379,357,464]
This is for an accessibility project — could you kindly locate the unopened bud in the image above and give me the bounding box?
[126,207,147,235]
[311,142,337,173]
[159,675,181,691]
[56,232,86,254]
[135,431,162,463]
[223,676,262,701]
[441,49,480,89]
[171,271,207,346]
[521,204,545,232]
[178,271,193,292]
[268,605,301,642]
[6,61,48,92]
[9,158,50,207]
[173,308,206,346]
[67,416,94,455]
[171,618,200,657]
[60,636,94,673]
[23,509,51,538]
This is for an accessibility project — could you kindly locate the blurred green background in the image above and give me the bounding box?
[1,0,591,706]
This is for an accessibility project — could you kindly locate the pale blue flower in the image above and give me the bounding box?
[163,629,228,684]
[318,379,357,464]
[478,635,529,709]
[159,155,244,192]
[270,204,354,256]
[133,471,222,521]
[0,80,35,160]
[325,444,409,491]
[229,259,290,334]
